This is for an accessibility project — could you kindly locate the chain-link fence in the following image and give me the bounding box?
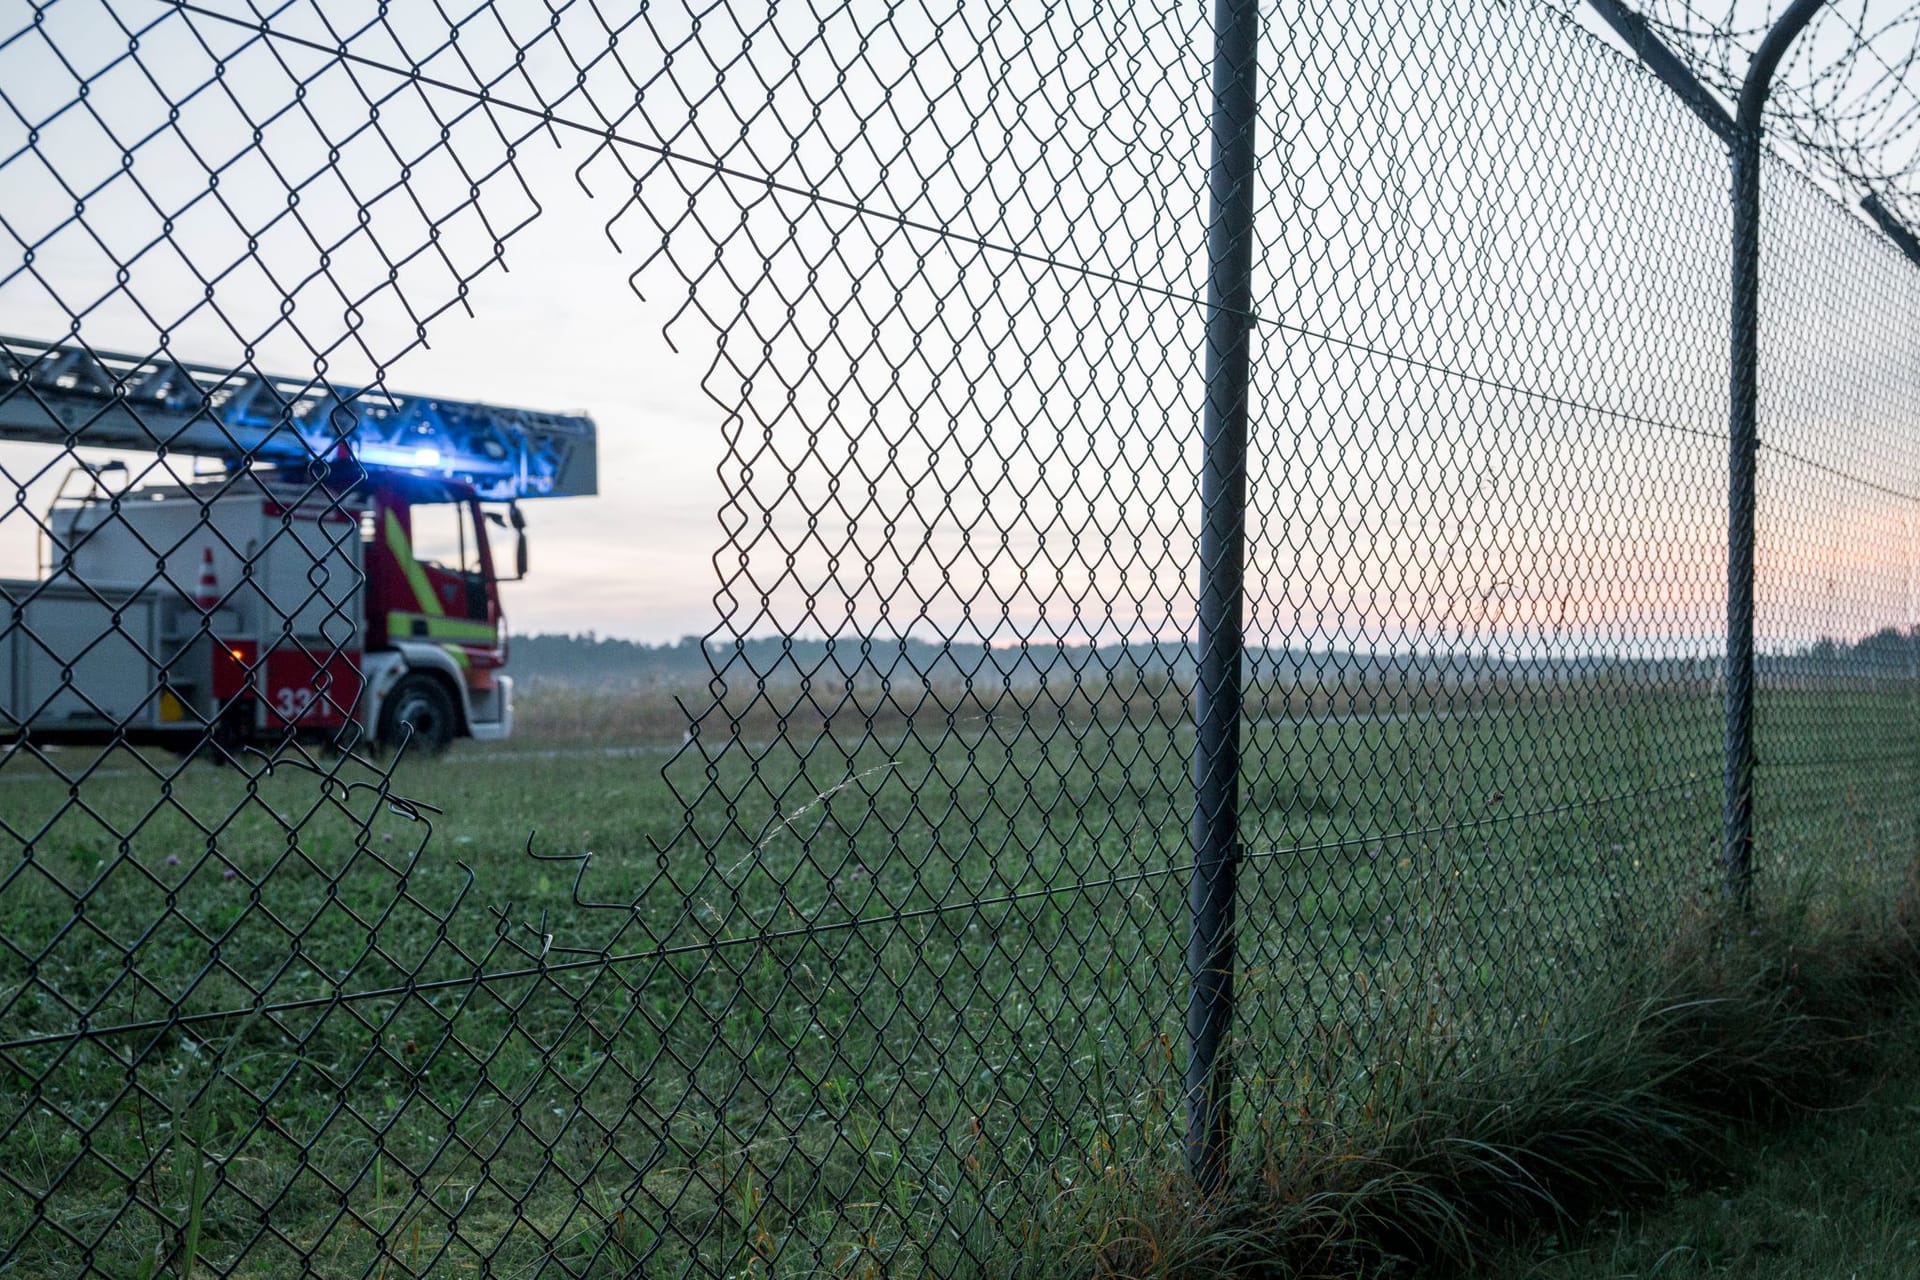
[2,0,1917,1275]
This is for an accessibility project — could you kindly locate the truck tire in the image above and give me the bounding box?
[379,674,458,756]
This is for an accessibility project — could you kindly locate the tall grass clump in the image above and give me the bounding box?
[995,878,1920,1280]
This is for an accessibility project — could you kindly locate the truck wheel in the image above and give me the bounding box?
[379,674,457,756]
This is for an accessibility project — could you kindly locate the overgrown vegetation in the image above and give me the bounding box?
[1488,1002,1920,1279]
[996,890,1920,1279]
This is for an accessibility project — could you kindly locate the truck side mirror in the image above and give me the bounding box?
[485,505,529,580]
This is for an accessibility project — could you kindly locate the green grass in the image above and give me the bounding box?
[0,681,1912,1277]
[1483,964,1920,1280]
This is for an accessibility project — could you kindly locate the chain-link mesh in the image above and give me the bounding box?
[1,0,1916,1276]
[1231,0,1737,1127]
[1756,154,1920,918]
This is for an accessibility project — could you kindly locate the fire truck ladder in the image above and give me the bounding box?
[0,334,596,501]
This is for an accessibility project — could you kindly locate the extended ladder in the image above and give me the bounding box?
[0,335,596,501]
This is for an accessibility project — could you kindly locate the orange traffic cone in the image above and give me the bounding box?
[195,546,219,610]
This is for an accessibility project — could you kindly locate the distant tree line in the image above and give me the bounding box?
[508,626,1920,691]
[1773,626,1920,676]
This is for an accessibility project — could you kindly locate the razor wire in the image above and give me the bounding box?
[0,0,1916,1277]
[1559,0,1920,228]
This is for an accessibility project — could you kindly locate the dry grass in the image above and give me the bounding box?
[507,671,1719,750]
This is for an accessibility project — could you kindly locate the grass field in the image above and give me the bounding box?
[0,680,1912,1277]
[1485,979,1920,1280]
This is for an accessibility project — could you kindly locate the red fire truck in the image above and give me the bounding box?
[0,336,596,755]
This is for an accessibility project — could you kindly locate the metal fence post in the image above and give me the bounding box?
[1185,0,1260,1197]
[1723,0,1827,907]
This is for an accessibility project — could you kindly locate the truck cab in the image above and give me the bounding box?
[359,475,523,751]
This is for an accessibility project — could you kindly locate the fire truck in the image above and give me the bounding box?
[0,335,596,756]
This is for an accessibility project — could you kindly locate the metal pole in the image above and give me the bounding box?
[1583,0,1734,142]
[1859,193,1920,272]
[1724,0,1827,906]
[1185,0,1259,1196]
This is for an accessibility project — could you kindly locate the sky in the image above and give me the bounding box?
[0,226,733,640]
[0,7,733,639]
[2,0,1917,657]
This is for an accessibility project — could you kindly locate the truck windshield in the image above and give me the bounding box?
[409,500,481,576]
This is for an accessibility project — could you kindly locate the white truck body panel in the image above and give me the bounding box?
[468,675,514,741]
[1,576,169,729]
[56,484,364,652]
